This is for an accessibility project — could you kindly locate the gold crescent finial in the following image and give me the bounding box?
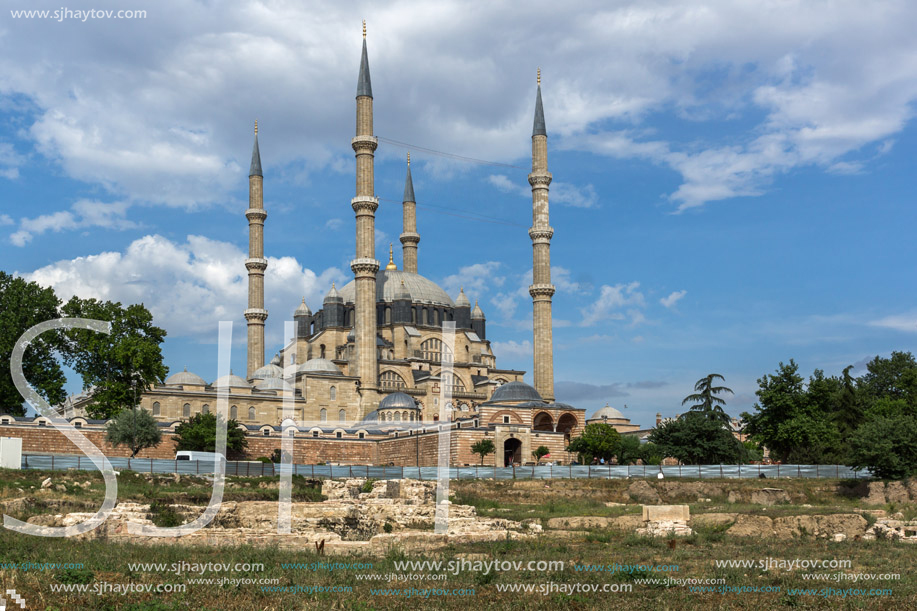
[331,282,336,289]
[407,151,411,165]
[254,119,258,135]
[362,20,366,38]
[386,243,397,270]
[537,68,541,85]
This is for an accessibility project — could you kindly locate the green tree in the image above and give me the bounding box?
[682,373,733,425]
[566,423,622,464]
[858,352,917,408]
[649,412,747,464]
[61,297,168,419]
[639,441,663,465]
[532,445,550,464]
[0,272,67,415]
[105,407,162,458]
[617,435,643,465]
[173,412,247,457]
[470,439,495,465]
[849,414,917,479]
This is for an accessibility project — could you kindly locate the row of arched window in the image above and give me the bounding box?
[153,402,257,421]
[318,408,347,422]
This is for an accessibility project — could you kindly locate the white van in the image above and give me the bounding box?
[175,451,226,462]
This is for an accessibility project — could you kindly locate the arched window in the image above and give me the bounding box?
[330,386,336,401]
[202,404,209,415]
[248,406,255,420]
[395,412,401,422]
[420,338,452,362]
[380,370,408,389]
[339,409,346,422]
[437,372,466,393]
[152,402,160,416]
[409,412,414,421]
[320,408,327,421]
[182,403,190,418]
[230,405,237,419]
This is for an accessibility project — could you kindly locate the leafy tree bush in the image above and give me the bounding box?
[683,373,733,425]
[173,412,247,458]
[105,407,162,458]
[566,423,622,464]
[532,445,550,464]
[649,412,746,465]
[0,272,67,415]
[849,414,917,479]
[470,439,495,465]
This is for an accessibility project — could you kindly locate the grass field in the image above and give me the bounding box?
[0,469,913,610]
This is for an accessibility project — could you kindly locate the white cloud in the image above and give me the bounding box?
[488,174,598,208]
[0,142,24,179]
[0,214,13,226]
[869,313,917,333]
[440,261,504,301]
[324,218,344,230]
[1,1,915,212]
[9,200,137,246]
[24,234,346,342]
[580,281,645,326]
[660,289,686,308]
[490,339,532,360]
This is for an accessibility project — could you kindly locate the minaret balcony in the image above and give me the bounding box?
[245,258,268,272]
[351,135,378,152]
[245,208,268,221]
[351,195,379,214]
[350,258,380,277]
[244,308,269,322]
[528,227,554,242]
[529,284,556,299]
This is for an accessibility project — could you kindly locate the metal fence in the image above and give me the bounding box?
[20,455,870,480]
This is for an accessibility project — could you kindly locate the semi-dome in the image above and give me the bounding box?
[164,368,206,386]
[251,363,283,380]
[589,404,626,421]
[212,372,252,388]
[338,269,454,307]
[297,358,343,375]
[254,377,294,392]
[379,391,419,410]
[489,381,543,404]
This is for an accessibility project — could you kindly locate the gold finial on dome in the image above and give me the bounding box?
[332,282,336,289]
[362,20,366,38]
[537,68,541,85]
[386,243,397,270]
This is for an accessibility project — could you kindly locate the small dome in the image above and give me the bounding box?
[471,300,485,319]
[212,372,252,388]
[324,283,342,303]
[255,377,294,392]
[251,363,283,380]
[297,358,343,375]
[589,404,626,421]
[379,392,419,410]
[294,298,312,316]
[339,269,454,306]
[165,368,206,386]
[394,279,411,301]
[489,381,543,404]
[361,410,380,422]
[455,288,471,308]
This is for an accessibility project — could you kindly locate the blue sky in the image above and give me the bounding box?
[2,0,916,427]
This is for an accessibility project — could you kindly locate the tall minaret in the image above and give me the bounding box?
[245,120,268,379]
[400,152,420,274]
[529,69,555,402]
[350,21,380,390]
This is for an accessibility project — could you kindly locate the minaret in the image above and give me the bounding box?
[400,152,420,274]
[350,21,380,390]
[245,120,268,379]
[528,69,555,402]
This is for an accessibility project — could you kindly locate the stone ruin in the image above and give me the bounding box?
[8,479,539,555]
[635,505,692,537]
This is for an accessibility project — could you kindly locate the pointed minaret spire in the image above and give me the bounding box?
[400,152,420,274]
[356,21,373,99]
[528,69,555,401]
[245,121,268,379]
[250,120,263,177]
[533,68,547,137]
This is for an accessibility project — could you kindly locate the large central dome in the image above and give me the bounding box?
[338,269,454,307]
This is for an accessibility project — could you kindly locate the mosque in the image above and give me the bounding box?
[61,26,607,466]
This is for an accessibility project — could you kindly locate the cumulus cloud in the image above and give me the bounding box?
[490,339,532,360]
[23,234,346,342]
[0,214,14,226]
[660,289,687,308]
[440,261,505,301]
[580,281,645,326]
[869,313,917,333]
[0,142,24,179]
[9,200,138,246]
[487,174,598,208]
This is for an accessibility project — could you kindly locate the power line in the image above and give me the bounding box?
[377,136,528,171]
[376,196,527,227]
